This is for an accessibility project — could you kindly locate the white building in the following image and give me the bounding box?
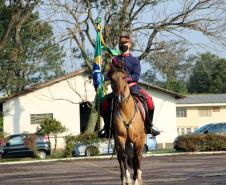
[0,69,184,149]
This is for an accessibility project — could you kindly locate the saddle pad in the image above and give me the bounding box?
[135,97,146,121]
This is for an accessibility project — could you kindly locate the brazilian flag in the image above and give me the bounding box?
[92,17,105,132]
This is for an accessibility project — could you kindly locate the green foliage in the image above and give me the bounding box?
[174,134,226,152]
[24,134,37,157]
[0,112,3,132]
[63,132,100,157]
[0,131,6,146]
[75,132,100,156]
[165,80,187,95]
[63,134,77,157]
[188,53,226,93]
[142,40,191,93]
[0,6,65,95]
[85,145,99,156]
[40,118,67,156]
[74,132,100,146]
[40,118,66,136]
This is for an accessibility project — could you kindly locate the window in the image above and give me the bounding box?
[208,123,226,133]
[177,127,196,135]
[186,128,192,134]
[199,108,211,117]
[176,108,187,117]
[30,113,53,124]
[213,107,220,112]
[9,136,24,145]
[181,128,185,135]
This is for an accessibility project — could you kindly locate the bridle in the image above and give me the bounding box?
[112,73,138,129]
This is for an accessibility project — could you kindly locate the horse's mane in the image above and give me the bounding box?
[108,60,127,79]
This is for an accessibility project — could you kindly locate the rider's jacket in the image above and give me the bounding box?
[111,53,141,92]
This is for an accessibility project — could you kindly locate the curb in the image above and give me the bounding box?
[1,151,226,165]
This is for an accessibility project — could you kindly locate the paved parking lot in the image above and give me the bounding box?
[0,154,226,185]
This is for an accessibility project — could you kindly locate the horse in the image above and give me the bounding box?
[108,61,146,185]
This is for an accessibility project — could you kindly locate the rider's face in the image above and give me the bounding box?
[119,38,131,49]
[119,38,131,53]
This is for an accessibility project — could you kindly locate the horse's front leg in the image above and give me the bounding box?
[133,154,143,185]
[116,138,132,185]
[117,154,126,185]
[133,144,144,185]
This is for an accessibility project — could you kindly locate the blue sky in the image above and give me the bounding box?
[38,1,226,73]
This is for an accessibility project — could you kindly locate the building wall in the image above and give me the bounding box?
[142,86,177,148]
[3,74,96,148]
[176,104,226,135]
[3,76,178,149]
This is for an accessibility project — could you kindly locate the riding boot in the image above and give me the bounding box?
[145,109,160,136]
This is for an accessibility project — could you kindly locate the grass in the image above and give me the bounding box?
[0,150,65,163]
[48,150,64,159]
[149,148,177,154]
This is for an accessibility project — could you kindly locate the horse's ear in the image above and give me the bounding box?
[107,68,113,79]
[118,60,124,69]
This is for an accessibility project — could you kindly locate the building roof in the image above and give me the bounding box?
[138,82,185,99]
[0,68,87,103]
[176,94,226,104]
[0,68,185,103]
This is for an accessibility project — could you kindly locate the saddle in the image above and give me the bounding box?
[131,91,149,125]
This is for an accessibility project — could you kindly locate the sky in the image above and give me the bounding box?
[37,0,226,74]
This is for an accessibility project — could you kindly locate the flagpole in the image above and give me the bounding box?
[93,16,104,132]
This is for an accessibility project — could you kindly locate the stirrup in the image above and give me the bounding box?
[145,127,160,136]
[98,129,109,138]
[150,128,160,136]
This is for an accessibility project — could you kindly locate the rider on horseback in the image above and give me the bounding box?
[99,34,160,138]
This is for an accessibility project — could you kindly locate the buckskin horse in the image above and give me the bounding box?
[108,61,146,185]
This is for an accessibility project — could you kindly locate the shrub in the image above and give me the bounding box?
[63,134,77,157]
[85,145,99,156]
[40,118,67,157]
[74,132,100,145]
[24,134,38,157]
[63,132,100,157]
[0,133,6,146]
[174,134,226,152]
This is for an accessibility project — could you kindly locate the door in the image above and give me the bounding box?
[4,135,32,158]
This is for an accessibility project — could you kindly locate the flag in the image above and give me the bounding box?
[93,24,103,90]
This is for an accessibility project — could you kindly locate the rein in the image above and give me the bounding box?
[120,93,131,104]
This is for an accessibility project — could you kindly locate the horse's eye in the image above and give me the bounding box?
[122,76,126,80]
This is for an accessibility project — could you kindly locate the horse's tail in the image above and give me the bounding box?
[125,142,134,169]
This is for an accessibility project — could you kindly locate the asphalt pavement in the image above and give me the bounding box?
[0,152,226,185]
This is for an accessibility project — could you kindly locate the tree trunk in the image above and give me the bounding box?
[53,135,57,157]
[85,104,98,134]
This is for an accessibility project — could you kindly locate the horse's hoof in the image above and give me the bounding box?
[134,179,144,185]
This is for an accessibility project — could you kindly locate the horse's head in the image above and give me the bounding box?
[108,60,129,103]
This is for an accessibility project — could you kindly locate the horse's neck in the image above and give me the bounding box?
[118,87,135,117]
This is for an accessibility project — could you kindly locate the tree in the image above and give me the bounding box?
[142,40,193,94]
[0,0,41,51]
[40,118,67,156]
[165,80,188,95]
[188,53,226,93]
[0,112,3,133]
[45,0,226,70]
[0,1,65,96]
